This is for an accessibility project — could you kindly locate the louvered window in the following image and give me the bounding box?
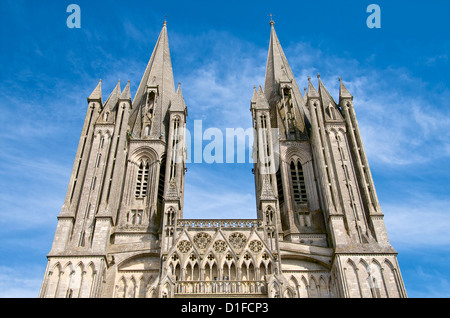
[135,161,150,198]
[290,161,307,203]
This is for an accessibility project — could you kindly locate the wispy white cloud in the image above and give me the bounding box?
[284,43,450,167]
[183,166,256,219]
[0,266,43,298]
[403,266,450,298]
[383,199,450,250]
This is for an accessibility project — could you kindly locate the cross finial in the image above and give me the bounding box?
[164,15,167,25]
[269,13,274,26]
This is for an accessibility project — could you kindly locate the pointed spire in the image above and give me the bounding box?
[317,74,337,105]
[170,82,186,112]
[339,77,353,100]
[251,85,258,105]
[260,175,276,201]
[307,76,319,98]
[120,80,131,101]
[129,22,177,139]
[104,80,121,110]
[256,86,270,109]
[133,22,175,107]
[264,22,292,103]
[88,79,102,101]
[165,178,179,201]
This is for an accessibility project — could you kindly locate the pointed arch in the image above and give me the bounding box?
[288,276,299,298]
[45,263,62,298]
[116,276,126,298]
[57,262,74,298]
[299,276,309,298]
[309,276,319,298]
[265,206,275,225]
[138,275,147,298]
[269,282,281,298]
[383,259,401,298]
[284,286,295,298]
[127,276,137,298]
[367,260,386,298]
[71,262,84,298]
[319,276,329,298]
[79,262,96,298]
[259,262,267,281]
[345,259,362,298]
[358,259,372,298]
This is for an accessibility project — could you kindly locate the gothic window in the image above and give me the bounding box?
[135,161,150,198]
[260,115,271,172]
[260,115,270,156]
[170,118,180,180]
[147,91,155,111]
[128,210,143,225]
[157,155,166,204]
[290,161,307,203]
[276,168,284,205]
[145,125,150,136]
[265,207,274,225]
[167,208,175,226]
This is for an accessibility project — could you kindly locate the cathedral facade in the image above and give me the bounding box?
[39,21,407,298]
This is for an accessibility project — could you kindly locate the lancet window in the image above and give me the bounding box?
[290,161,307,203]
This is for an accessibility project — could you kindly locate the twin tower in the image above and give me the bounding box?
[39,21,407,298]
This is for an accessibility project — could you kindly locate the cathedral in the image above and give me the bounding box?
[39,20,407,298]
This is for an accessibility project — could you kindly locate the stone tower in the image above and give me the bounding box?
[39,21,407,298]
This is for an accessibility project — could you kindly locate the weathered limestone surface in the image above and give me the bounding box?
[39,21,406,298]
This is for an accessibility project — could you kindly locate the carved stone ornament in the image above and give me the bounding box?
[177,240,192,253]
[229,232,247,249]
[249,240,264,253]
[213,240,227,253]
[193,232,212,249]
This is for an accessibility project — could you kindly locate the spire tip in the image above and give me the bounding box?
[269,13,275,26]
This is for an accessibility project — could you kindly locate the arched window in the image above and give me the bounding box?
[276,168,284,205]
[157,155,166,204]
[265,207,274,225]
[147,91,155,112]
[135,161,150,198]
[144,125,150,136]
[290,161,307,203]
[170,118,180,179]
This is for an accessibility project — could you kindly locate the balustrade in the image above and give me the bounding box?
[175,280,267,295]
[177,219,263,229]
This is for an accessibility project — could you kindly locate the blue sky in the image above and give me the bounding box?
[0,0,449,298]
